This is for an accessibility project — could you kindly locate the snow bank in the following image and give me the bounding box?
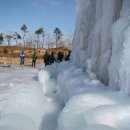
[37,59,130,130]
[38,62,71,95]
[44,62,130,130]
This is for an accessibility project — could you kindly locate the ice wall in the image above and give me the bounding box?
[73,0,130,94]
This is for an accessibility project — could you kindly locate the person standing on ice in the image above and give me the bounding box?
[49,52,55,65]
[43,51,50,66]
[20,50,25,66]
[57,52,63,62]
[32,51,37,67]
[65,50,71,61]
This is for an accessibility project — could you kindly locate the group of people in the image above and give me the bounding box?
[20,50,37,67]
[43,51,71,66]
[19,50,71,67]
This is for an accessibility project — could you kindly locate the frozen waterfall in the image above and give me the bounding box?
[72,0,130,94]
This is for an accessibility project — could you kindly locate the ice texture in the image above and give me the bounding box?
[73,0,130,94]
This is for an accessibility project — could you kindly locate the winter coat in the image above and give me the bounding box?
[49,54,55,64]
[58,52,63,62]
[43,53,50,64]
[65,54,70,61]
[20,52,25,60]
[32,53,37,61]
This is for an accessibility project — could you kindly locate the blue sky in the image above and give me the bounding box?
[0,0,76,35]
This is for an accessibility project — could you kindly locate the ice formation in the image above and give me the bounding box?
[38,62,130,130]
[72,0,130,94]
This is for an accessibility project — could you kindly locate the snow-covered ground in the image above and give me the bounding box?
[0,65,44,130]
[0,62,130,130]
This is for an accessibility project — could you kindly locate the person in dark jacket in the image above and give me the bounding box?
[65,50,71,61]
[58,52,63,62]
[43,51,50,66]
[20,51,25,66]
[49,52,55,65]
[32,51,37,67]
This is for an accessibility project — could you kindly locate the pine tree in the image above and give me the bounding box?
[54,27,62,48]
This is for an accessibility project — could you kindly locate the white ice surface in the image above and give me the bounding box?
[0,65,44,130]
[0,61,130,130]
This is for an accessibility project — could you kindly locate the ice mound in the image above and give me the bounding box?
[0,113,36,130]
[38,69,57,94]
[85,104,130,129]
[38,70,51,84]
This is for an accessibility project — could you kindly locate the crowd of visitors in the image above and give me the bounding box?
[43,51,71,67]
[19,50,71,68]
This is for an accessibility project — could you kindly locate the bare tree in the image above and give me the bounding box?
[42,31,45,48]
[45,33,54,49]
[26,40,33,48]
[13,32,21,45]
[35,28,45,48]
[26,33,35,48]
[0,33,4,45]
[5,34,13,46]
